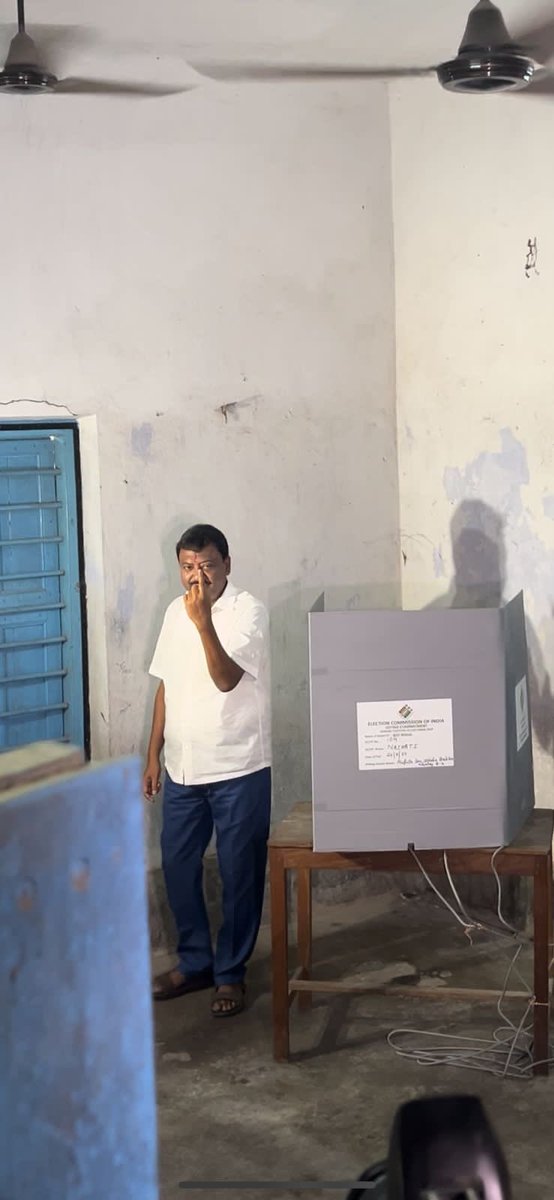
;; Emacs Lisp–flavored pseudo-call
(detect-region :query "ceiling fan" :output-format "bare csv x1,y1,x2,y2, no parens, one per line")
0,0,188,96
194,0,554,98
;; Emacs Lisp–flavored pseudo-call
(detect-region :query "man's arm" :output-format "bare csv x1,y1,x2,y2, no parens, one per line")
184,571,244,692
143,681,165,799
197,623,244,692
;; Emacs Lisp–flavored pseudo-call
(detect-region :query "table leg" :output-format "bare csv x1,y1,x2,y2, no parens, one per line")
533,857,551,1076
549,847,554,963
270,847,289,1061
297,867,312,1012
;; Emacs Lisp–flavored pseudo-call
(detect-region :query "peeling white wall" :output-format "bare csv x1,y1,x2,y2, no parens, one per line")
0,77,399,839
391,81,554,804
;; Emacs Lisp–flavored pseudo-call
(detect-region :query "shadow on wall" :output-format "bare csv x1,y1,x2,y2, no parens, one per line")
431,498,554,764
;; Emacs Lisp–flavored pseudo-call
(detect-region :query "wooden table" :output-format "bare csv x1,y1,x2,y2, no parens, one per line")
268,803,554,1074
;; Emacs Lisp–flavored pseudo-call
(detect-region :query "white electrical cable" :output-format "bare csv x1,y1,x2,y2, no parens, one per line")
387,847,549,1079
490,846,525,936
441,850,475,924
388,943,535,1078
410,845,529,945
450,866,533,996
407,846,482,936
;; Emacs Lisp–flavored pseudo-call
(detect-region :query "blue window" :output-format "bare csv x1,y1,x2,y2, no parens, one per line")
0,425,88,753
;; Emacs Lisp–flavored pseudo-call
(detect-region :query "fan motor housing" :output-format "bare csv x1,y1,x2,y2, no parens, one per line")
0,66,56,91
0,31,56,92
437,51,535,92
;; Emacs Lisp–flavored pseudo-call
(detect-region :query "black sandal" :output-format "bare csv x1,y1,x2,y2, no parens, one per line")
153,968,214,1002
211,984,246,1018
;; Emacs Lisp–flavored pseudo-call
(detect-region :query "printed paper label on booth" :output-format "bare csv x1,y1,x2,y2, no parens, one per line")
515,676,529,752
356,698,454,771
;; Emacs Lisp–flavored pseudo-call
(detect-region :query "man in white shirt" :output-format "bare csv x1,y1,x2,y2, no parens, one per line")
143,523,271,1018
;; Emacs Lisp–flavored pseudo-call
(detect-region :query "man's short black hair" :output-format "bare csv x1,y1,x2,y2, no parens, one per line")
175,524,229,561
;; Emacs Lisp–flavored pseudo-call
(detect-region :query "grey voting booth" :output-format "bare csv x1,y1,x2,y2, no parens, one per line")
309,591,534,852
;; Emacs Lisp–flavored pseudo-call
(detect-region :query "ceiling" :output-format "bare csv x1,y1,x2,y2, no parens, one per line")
2,1,552,87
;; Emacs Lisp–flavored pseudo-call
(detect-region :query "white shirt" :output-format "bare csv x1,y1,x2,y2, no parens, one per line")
149,581,271,785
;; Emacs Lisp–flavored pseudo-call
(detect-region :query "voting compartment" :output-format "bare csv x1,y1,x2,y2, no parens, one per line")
308,591,534,851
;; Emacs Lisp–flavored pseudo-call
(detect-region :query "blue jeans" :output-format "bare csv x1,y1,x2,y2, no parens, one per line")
161,767,271,985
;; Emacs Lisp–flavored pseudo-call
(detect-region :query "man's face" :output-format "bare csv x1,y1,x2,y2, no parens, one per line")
178,543,230,605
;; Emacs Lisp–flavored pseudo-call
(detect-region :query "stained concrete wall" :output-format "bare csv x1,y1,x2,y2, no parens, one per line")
0,73,399,905
391,80,554,808
8,2,551,960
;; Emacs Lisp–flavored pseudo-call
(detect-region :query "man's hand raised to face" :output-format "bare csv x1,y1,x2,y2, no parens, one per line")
184,567,212,631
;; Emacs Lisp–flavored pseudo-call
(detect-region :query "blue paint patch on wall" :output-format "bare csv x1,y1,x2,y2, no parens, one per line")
542,495,554,520
444,428,529,509
443,427,554,625
433,545,446,578
118,574,135,624
131,424,153,463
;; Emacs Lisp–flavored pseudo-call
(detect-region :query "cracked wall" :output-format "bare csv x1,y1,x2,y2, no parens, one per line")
0,80,400,853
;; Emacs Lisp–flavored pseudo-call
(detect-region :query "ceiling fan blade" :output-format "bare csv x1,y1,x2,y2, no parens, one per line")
193,62,435,82
512,17,554,64
55,77,193,97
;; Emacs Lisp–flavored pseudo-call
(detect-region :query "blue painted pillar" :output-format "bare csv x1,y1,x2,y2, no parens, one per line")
0,755,158,1199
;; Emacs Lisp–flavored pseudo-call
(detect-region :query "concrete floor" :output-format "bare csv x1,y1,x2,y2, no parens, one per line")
154,890,554,1200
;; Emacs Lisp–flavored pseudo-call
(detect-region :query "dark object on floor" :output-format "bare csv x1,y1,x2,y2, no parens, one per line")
344,1159,387,1199
346,1094,511,1200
